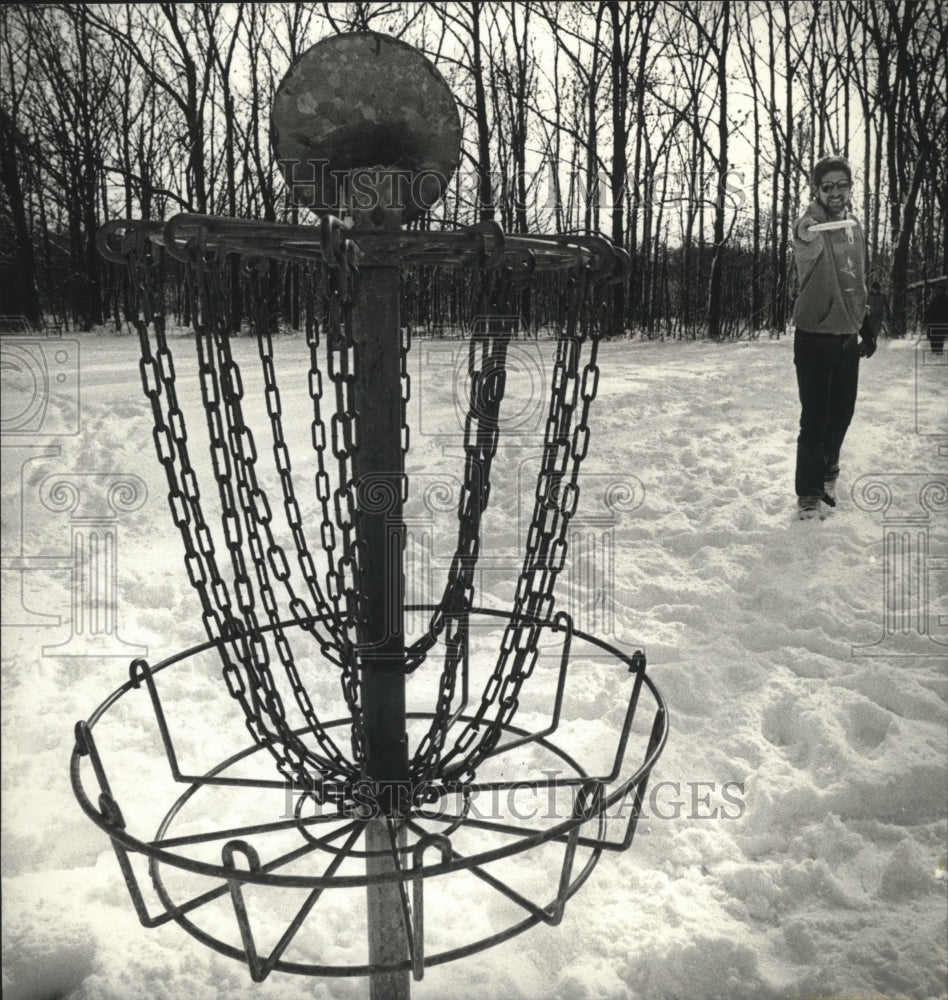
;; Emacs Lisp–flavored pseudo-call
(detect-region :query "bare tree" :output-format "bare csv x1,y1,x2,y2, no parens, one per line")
657,1,717,336
625,1,660,332
535,2,609,233
18,5,121,328
3,1,943,337
680,0,733,340
603,0,660,334
485,2,536,233
854,0,947,334
0,6,41,324
431,2,497,222
734,3,767,332
84,4,219,213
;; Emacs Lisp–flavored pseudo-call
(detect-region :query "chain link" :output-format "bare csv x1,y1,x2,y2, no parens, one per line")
320,240,367,764
125,233,366,800
119,220,611,807
414,256,606,791
409,259,520,784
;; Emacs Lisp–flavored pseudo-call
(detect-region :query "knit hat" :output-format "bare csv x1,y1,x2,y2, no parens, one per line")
812,155,852,189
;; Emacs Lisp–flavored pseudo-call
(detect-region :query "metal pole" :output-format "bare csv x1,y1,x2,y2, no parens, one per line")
349,172,410,1000
268,35,462,990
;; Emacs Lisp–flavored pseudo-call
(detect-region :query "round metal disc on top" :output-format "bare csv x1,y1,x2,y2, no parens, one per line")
271,32,461,221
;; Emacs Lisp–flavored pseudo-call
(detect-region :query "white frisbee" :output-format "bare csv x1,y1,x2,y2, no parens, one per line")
806,219,856,232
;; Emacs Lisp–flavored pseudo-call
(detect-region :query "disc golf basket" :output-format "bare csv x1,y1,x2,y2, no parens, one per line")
73,32,667,997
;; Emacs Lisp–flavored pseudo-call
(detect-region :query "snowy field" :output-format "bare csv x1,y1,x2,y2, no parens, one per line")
2,327,946,1000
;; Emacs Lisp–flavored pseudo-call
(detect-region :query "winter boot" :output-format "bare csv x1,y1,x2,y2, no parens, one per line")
797,496,823,520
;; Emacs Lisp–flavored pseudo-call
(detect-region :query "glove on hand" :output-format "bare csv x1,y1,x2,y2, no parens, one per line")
858,314,877,358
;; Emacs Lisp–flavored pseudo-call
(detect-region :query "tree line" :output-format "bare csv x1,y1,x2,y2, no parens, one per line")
1,1,945,339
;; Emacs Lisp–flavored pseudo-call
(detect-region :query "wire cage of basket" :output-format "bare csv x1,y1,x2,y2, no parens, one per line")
71,608,666,981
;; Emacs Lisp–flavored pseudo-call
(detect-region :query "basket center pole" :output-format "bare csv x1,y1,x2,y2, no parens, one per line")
349,170,410,1000
270,33,463,992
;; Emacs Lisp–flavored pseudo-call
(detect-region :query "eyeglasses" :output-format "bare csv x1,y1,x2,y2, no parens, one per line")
820,181,851,193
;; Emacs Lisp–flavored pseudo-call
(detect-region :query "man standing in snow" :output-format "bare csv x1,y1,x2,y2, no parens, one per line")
791,155,873,520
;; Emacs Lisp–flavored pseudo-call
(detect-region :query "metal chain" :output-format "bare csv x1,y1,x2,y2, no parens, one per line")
248,261,346,662
191,249,351,786
127,239,280,765
119,218,612,806
125,233,364,799
409,260,522,784
226,257,356,779
322,240,368,766
422,258,606,789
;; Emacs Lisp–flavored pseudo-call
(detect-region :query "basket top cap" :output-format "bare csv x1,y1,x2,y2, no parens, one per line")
271,32,461,221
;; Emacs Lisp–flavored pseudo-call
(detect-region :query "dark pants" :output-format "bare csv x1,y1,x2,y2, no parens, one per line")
793,330,860,500
929,324,946,354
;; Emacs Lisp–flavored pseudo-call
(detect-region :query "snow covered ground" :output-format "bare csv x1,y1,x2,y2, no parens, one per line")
2,327,946,1000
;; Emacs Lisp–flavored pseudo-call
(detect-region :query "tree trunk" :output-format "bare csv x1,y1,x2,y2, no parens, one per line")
706,1,729,341
470,2,495,222
0,111,41,323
